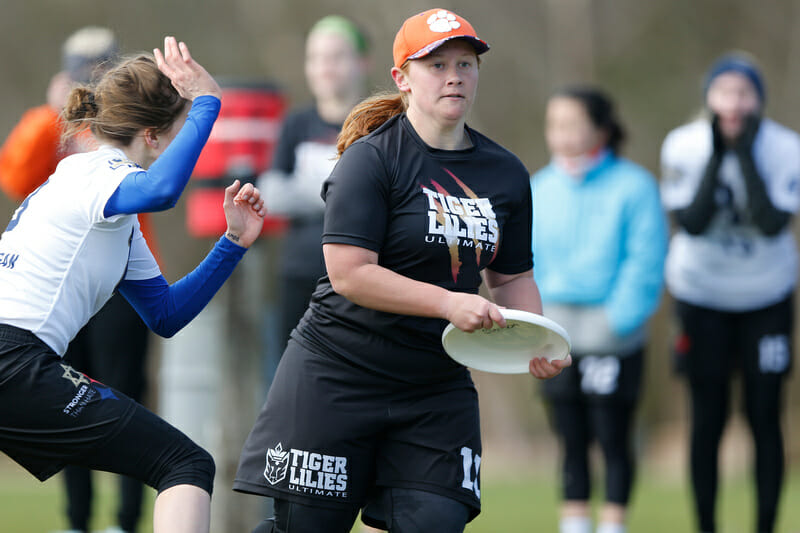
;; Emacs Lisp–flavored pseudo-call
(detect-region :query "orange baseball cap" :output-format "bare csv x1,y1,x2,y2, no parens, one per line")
393,8,489,69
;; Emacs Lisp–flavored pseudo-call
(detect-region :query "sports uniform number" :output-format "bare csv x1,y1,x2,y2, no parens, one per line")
759,334,790,373
579,356,620,395
460,446,481,498
5,183,46,233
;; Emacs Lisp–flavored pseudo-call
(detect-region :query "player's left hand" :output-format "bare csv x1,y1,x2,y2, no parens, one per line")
154,36,221,101
529,354,572,380
223,180,266,248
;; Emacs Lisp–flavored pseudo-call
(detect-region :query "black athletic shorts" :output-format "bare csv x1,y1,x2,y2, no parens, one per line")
234,338,483,521
541,349,644,406
0,324,139,480
672,296,793,380
0,324,213,495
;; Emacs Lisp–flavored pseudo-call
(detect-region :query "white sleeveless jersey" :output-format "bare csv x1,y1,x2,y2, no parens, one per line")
660,118,800,311
0,145,161,355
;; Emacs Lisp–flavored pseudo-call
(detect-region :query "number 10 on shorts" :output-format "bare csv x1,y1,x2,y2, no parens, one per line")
460,446,481,498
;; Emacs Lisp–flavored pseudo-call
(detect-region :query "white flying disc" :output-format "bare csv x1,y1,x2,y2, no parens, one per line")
441,309,571,374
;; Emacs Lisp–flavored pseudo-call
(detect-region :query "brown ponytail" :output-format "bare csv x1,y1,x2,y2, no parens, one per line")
337,92,407,156
61,54,187,147
62,87,99,140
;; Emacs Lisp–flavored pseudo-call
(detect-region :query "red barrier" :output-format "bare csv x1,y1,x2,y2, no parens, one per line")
187,82,288,237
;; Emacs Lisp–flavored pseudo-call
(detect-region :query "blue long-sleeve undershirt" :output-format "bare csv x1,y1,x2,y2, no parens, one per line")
118,236,246,337
104,95,221,217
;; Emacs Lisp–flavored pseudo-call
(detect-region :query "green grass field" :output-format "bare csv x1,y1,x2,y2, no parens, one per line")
2,456,799,532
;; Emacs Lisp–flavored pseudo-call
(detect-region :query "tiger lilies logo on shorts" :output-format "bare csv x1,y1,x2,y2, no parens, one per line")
264,443,349,498
264,443,289,485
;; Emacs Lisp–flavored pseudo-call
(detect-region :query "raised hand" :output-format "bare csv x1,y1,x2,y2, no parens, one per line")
223,180,266,248
153,36,221,101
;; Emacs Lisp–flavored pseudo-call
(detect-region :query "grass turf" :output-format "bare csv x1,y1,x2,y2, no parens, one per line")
2,456,799,532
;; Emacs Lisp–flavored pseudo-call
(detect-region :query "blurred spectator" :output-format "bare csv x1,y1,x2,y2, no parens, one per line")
532,86,667,533
257,15,370,352
660,52,800,533
0,26,155,533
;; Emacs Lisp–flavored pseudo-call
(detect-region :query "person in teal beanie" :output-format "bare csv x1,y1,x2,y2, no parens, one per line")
532,86,667,533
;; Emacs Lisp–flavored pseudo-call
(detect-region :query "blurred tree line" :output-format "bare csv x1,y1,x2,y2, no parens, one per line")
1,0,799,519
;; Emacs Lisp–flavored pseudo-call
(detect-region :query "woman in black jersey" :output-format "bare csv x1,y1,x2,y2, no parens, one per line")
235,9,570,533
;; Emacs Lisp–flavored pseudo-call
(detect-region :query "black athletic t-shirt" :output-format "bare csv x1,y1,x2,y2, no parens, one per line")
294,114,533,384
271,105,341,279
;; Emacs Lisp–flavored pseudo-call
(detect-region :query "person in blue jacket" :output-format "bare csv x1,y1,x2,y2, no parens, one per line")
0,37,266,533
531,86,667,533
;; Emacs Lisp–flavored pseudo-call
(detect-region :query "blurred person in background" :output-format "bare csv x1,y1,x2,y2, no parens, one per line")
235,8,570,533
0,27,157,533
532,86,667,533
257,15,370,354
660,52,800,533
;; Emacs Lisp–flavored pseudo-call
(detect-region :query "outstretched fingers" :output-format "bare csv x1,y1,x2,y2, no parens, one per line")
153,36,221,101
178,41,193,63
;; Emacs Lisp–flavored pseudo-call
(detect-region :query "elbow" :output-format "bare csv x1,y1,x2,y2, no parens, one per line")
146,317,181,338
144,182,184,212
674,209,710,235
149,192,180,212
328,271,358,301
156,327,179,339
678,220,706,236
757,212,791,236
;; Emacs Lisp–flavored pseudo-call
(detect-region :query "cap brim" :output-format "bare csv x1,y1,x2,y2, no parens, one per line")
407,35,490,62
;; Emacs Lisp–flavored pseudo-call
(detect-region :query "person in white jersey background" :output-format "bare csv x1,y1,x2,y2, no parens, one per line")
660,52,800,533
0,37,266,533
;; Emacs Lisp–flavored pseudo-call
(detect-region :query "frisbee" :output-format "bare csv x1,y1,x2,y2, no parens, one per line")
441,309,571,374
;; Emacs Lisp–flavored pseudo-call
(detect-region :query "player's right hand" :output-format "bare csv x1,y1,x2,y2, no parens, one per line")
443,292,506,332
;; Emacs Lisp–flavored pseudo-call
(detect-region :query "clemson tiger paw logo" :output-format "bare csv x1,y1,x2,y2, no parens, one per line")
427,10,461,32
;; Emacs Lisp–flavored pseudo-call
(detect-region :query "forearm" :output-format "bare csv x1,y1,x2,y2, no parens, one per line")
674,154,721,234
737,152,791,235
119,235,246,337
605,282,662,336
331,262,452,319
487,274,543,314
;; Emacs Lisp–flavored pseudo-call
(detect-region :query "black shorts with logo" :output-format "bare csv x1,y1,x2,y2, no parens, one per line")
0,324,213,494
0,324,138,480
541,348,644,406
234,338,483,521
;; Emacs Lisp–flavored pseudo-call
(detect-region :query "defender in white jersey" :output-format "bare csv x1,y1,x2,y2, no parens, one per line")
0,147,161,356
660,52,798,533
0,38,266,533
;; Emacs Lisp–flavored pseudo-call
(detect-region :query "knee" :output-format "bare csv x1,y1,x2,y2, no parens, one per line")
154,442,215,496
385,488,470,532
